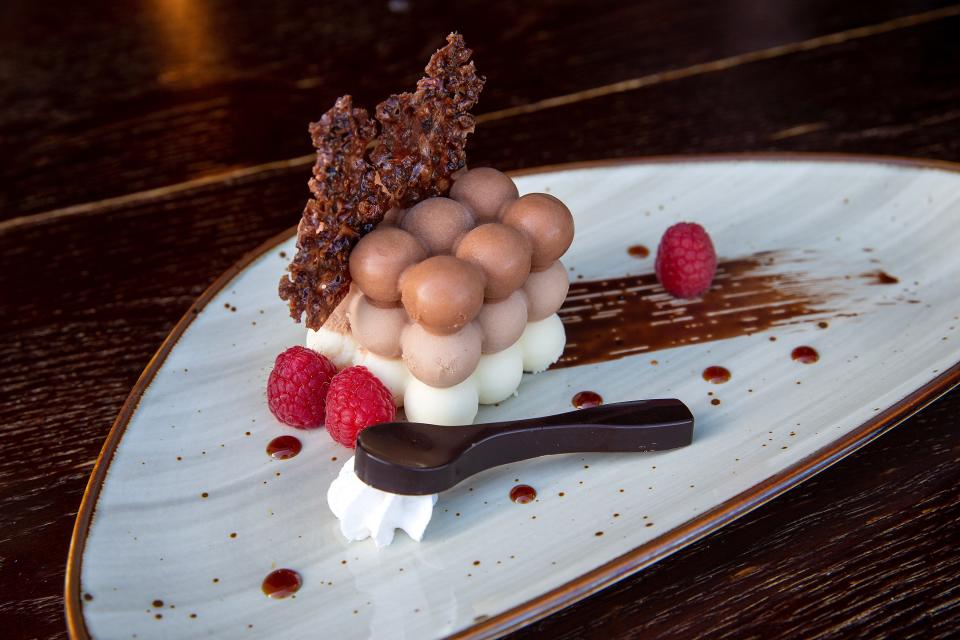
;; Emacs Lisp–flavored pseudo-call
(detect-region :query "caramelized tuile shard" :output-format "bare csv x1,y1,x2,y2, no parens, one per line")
279,33,485,330
371,32,485,207
278,96,381,330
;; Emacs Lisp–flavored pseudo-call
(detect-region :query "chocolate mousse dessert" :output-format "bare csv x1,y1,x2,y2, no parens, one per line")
266,34,696,547
279,34,573,426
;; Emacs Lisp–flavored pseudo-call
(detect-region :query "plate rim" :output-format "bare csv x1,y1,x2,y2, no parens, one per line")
65,152,960,640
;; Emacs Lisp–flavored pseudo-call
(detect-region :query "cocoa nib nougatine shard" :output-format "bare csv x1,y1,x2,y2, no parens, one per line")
279,33,485,330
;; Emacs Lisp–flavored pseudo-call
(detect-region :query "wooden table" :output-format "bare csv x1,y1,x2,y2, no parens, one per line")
2,2,958,637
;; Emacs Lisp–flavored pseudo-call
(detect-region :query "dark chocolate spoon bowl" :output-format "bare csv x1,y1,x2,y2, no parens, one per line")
67,157,960,640
355,400,694,495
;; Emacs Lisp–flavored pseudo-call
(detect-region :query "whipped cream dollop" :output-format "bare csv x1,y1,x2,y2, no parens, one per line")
327,456,438,547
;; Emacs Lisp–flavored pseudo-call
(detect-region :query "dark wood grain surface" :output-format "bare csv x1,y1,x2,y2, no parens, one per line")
2,1,959,638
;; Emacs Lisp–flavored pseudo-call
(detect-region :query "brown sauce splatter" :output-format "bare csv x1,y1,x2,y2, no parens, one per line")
627,245,650,258
266,435,302,460
510,485,537,504
863,270,899,285
571,391,603,409
262,569,302,599
557,252,836,368
702,366,732,384
791,346,819,364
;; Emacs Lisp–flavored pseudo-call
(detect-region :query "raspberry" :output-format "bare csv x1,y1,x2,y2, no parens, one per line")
324,366,396,448
654,222,717,298
267,346,337,428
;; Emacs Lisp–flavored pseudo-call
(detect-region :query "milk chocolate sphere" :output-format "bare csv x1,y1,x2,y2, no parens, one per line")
401,322,482,388
475,290,529,353
400,255,485,335
450,167,519,222
455,223,532,301
401,197,475,255
380,207,406,226
349,227,426,303
348,294,406,358
502,193,574,270
523,260,570,321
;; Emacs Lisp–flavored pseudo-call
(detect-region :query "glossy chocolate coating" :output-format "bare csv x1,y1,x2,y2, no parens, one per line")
449,167,519,222
400,322,482,388
348,294,406,357
401,197,475,255
455,223,533,300
355,399,695,494
349,227,427,303
475,290,529,353
400,255,485,334
502,193,575,270
523,259,570,321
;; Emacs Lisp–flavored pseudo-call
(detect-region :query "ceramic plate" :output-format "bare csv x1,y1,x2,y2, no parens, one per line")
67,155,960,639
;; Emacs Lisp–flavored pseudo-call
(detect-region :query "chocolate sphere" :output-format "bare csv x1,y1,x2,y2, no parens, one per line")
502,193,575,270
523,259,570,321
450,167,519,222
475,290,529,353
455,223,532,300
380,207,406,226
400,255,485,335
401,322,482,388
348,294,407,358
400,197,475,255
349,227,427,303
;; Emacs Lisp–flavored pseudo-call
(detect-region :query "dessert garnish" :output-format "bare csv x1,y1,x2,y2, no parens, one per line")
324,366,396,447
278,33,484,330
655,222,717,298
352,400,695,495
327,457,438,547
267,346,337,428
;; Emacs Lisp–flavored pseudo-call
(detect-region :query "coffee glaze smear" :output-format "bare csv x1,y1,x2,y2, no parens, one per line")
557,251,847,368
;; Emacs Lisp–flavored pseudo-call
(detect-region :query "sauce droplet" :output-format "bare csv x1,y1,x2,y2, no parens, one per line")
702,366,731,384
710,398,721,406
627,244,650,258
266,435,302,460
572,390,603,409
510,485,537,504
262,569,302,599
791,346,819,364
873,271,899,284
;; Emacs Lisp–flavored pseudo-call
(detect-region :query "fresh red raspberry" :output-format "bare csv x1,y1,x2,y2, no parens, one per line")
267,346,337,428
324,366,396,448
654,222,717,298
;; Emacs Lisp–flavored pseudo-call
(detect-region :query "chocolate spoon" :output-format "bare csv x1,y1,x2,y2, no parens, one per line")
354,399,694,495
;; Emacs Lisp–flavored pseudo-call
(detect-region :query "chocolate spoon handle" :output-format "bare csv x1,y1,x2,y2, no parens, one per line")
354,399,694,495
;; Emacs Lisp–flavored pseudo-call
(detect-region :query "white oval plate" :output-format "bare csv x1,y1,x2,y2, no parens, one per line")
68,156,960,639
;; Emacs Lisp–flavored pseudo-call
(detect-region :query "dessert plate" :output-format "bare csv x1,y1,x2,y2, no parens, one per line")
67,155,960,639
